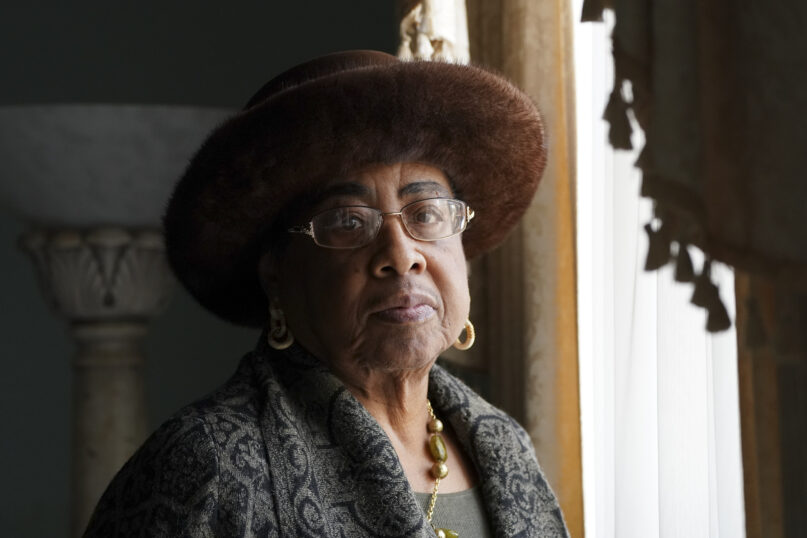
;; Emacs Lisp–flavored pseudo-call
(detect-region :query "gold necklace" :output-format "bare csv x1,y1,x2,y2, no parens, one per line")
426,399,459,538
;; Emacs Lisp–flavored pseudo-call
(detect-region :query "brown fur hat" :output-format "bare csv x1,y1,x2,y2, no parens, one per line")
164,51,546,327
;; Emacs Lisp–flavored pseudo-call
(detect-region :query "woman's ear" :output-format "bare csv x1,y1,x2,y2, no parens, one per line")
258,251,280,299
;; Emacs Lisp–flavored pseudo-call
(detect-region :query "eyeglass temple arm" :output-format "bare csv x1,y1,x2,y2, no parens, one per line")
287,223,315,238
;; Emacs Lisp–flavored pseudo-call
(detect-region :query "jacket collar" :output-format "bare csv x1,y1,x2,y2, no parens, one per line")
249,337,567,537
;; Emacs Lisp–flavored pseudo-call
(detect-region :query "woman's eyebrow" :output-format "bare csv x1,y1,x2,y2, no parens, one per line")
311,182,370,205
399,181,452,197
311,180,451,207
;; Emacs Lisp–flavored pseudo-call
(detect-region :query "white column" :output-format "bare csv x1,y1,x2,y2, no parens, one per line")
20,227,173,537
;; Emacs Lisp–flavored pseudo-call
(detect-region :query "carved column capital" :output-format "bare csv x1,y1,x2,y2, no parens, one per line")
20,227,174,321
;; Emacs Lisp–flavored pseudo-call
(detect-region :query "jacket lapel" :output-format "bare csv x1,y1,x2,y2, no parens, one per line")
254,342,434,537
429,366,569,537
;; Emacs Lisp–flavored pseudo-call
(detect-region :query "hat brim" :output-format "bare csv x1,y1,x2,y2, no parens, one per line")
165,57,546,327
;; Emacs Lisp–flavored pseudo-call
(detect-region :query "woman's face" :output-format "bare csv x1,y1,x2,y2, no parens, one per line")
263,162,470,374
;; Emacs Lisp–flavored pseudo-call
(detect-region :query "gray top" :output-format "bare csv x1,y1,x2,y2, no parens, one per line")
414,487,494,538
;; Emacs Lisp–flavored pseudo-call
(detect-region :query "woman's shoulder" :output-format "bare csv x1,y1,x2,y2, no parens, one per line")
172,351,265,435
140,349,273,486
429,362,523,426
84,352,278,537
83,411,222,536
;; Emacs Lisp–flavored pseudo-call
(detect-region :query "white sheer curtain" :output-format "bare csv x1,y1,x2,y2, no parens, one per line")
573,6,746,537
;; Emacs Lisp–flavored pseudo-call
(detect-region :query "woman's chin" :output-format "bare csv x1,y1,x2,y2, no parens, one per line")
355,330,446,373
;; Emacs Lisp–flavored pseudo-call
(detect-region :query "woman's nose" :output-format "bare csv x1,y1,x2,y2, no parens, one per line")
370,215,426,277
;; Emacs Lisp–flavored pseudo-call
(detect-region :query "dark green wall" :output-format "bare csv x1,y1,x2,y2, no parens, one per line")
0,2,395,535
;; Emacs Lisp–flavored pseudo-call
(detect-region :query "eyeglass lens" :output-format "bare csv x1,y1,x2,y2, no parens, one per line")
311,198,467,248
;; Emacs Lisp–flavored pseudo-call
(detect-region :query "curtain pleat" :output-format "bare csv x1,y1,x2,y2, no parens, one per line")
467,1,584,535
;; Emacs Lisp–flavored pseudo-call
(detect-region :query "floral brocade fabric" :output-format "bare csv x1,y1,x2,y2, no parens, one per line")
84,336,569,537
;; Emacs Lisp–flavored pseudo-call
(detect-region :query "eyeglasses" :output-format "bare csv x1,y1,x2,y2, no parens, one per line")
288,197,475,249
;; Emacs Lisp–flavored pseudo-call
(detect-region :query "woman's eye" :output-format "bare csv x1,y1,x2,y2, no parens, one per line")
317,208,367,232
330,210,368,232
340,214,365,230
414,207,444,224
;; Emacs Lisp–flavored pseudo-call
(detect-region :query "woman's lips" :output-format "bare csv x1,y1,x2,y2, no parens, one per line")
372,304,436,323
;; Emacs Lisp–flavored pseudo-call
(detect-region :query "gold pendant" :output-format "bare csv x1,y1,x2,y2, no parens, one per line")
435,528,459,538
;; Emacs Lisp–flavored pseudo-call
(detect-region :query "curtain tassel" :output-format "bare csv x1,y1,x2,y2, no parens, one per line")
674,244,695,282
706,289,732,332
690,259,712,307
604,82,633,150
580,0,605,22
644,222,671,271
635,146,649,170
689,259,731,332
397,2,419,60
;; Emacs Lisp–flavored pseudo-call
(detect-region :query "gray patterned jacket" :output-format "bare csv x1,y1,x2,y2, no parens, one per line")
84,337,568,537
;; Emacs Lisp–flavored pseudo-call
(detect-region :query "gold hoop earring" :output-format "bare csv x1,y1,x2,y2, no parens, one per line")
453,319,475,351
267,300,294,350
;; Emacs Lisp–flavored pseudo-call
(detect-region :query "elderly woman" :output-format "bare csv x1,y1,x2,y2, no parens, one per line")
84,51,568,537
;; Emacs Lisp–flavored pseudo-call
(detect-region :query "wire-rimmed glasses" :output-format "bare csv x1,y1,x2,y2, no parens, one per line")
288,198,475,249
